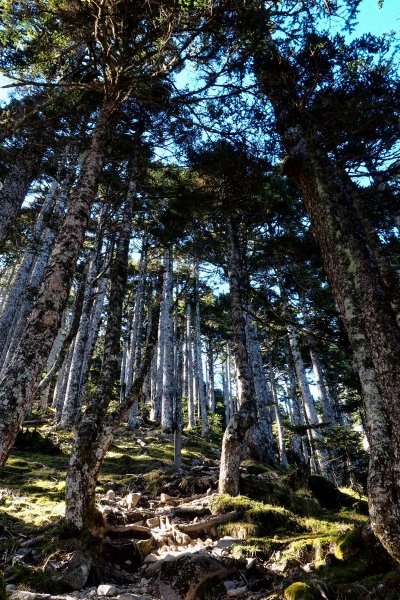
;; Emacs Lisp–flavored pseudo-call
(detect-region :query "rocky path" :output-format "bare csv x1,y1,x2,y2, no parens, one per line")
4,460,288,600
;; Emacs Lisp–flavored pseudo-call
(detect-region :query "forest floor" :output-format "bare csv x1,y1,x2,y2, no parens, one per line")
0,421,399,600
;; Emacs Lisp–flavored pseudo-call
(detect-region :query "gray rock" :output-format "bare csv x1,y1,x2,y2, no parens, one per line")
44,550,92,591
143,554,158,563
215,537,241,550
126,493,141,509
97,585,117,596
145,517,160,528
117,594,142,600
158,552,232,600
106,490,116,502
223,581,236,591
6,584,16,592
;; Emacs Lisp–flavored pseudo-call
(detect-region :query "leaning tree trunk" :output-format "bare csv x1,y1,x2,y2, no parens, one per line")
287,322,329,477
0,179,60,370
65,173,134,529
219,217,256,495
251,28,400,560
0,101,114,467
0,142,44,248
65,276,162,531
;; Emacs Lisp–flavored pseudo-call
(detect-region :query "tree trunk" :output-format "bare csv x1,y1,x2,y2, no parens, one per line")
252,29,400,559
207,341,215,412
193,262,209,437
65,170,134,529
0,144,44,247
0,102,113,467
245,315,275,464
219,217,256,495
65,276,162,531
186,303,195,428
287,322,329,476
161,248,174,432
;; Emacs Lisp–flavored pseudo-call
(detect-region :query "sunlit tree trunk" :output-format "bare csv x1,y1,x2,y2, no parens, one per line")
287,322,329,476
193,261,209,437
186,302,195,428
161,248,174,432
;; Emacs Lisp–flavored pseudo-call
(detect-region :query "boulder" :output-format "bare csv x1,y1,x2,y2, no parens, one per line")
44,550,92,591
158,552,233,600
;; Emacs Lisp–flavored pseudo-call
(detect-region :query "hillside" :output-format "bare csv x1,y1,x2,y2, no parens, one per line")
0,422,397,600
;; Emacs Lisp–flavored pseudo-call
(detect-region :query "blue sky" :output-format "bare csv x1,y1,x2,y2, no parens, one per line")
354,0,399,36
0,0,398,104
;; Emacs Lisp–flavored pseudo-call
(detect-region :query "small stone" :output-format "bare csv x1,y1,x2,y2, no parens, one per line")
303,562,316,572
105,490,116,501
143,553,158,563
6,585,16,591
117,594,142,600
223,581,236,591
227,587,247,597
88,592,97,597
97,584,117,596
160,493,172,503
138,578,149,587
215,536,241,550
146,516,160,528
126,492,141,509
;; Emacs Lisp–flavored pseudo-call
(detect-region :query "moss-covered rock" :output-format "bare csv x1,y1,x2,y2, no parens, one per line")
284,582,316,599
6,564,65,594
308,475,365,512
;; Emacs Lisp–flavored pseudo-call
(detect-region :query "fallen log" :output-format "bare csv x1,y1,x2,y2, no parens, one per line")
176,511,240,534
104,523,151,535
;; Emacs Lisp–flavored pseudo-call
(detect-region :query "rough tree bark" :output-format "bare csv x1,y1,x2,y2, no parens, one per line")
193,261,209,437
250,24,400,559
0,102,114,467
161,247,174,432
219,217,256,495
246,315,276,464
65,277,162,531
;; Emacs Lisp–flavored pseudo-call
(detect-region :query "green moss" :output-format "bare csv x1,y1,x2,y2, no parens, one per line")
335,527,363,561
210,495,304,536
7,564,64,594
230,537,281,560
283,537,331,564
218,521,258,539
284,582,316,599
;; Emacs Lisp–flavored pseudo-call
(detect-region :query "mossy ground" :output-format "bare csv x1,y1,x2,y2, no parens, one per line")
0,421,398,598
